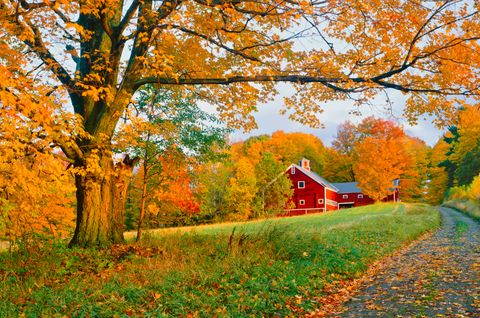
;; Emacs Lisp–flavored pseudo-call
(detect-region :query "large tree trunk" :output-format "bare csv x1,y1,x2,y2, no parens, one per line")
69,152,137,247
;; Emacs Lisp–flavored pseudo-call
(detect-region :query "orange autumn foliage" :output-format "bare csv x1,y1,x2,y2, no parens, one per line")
0,151,75,243
354,137,407,201
150,154,200,215
426,138,450,204
352,119,410,201
0,41,76,243
331,117,429,202
450,105,480,166
232,131,327,174
1,0,479,246
398,137,429,202
225,157,257,220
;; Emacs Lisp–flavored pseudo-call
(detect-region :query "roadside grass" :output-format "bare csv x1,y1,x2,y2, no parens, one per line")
0,203,440,317
443,199,480,221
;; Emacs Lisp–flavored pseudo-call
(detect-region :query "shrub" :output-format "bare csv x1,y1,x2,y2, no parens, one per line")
447,175,480,202
467,175,480,201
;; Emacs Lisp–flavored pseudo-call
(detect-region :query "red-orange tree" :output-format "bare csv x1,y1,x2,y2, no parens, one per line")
352,119,409,201
1,0,479,246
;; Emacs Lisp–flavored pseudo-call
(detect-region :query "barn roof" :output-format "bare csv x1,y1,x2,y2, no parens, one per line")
331,182,362,194
292,164,339,191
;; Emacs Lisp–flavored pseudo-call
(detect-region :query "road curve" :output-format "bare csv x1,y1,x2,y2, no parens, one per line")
338,207,480,317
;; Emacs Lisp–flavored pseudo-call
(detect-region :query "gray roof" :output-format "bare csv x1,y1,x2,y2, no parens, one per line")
331,182,362,194
293,164,339,191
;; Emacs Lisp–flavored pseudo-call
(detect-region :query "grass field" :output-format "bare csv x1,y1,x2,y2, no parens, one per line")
0,203,440,317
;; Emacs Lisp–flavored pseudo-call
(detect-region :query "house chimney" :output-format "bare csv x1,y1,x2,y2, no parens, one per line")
300,158,310,171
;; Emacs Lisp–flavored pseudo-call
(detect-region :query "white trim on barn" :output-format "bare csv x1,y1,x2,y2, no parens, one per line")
326,199,338,207
286,164,339,192
284,207,326,214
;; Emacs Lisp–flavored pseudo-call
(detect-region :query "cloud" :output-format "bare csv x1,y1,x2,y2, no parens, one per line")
231,89,443,146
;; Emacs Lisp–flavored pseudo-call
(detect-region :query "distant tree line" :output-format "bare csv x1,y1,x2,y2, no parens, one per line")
2,84,478,243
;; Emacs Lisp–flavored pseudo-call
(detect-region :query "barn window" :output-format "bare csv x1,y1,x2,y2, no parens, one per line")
291,166,295,174
342,194,348,199
299,200,305,205
358,194,363,199
298,181,305,188
318,199,324,204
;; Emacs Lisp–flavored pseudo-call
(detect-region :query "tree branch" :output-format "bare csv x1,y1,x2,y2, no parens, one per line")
404,1,478,66
157,0,183,20
134,73,479,96
19,0,56,11
21,19,74,90
116,0,141,37
169,25,262,62
134,74,344,89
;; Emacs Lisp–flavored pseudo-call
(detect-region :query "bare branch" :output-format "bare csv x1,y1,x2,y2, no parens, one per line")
116,0,141,36
135,72,479,97
134,74,342,89
22,18,74,90
19,0,56,10
52,7,71,24
157,0,183,20
303,15,335,55
169,25,262,62
100,6,114,39
404,1,477,66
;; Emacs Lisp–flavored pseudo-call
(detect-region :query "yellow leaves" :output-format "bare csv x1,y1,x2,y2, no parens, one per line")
84,73,103,84
65,22,92,41
403,95,457,128
138,32,150,44
451,105,480,164
225,157,257,219
147,204,160,215
169,11,183,22
80,86,108,102
84,150,105,177
77,82,113,103
1,0,478,136
0,150,75,242
348,118,412,201
465,176,480,201
78,0,121,18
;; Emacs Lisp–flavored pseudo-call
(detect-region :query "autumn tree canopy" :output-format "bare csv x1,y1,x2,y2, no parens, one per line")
1,0,479,246
118,85,229,239
328,118,430,201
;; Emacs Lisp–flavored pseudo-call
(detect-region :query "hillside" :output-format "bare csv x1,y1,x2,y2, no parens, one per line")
1,203,439,317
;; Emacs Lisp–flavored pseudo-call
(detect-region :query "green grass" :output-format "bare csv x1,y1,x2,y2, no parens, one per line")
0,203,440,317
443,199,480,221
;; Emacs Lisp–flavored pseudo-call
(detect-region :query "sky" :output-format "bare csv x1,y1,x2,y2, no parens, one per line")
227,14,448,147
229,87,444,147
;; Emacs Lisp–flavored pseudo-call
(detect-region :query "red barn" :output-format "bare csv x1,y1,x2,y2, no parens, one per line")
284,158,399,215
331,182,375,209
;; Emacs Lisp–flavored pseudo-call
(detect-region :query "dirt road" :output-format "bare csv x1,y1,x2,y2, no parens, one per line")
339,207,480,317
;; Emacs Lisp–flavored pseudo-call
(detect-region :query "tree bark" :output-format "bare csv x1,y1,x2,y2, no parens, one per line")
69,153,137,247
136,173,148,242
136,158,149,242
